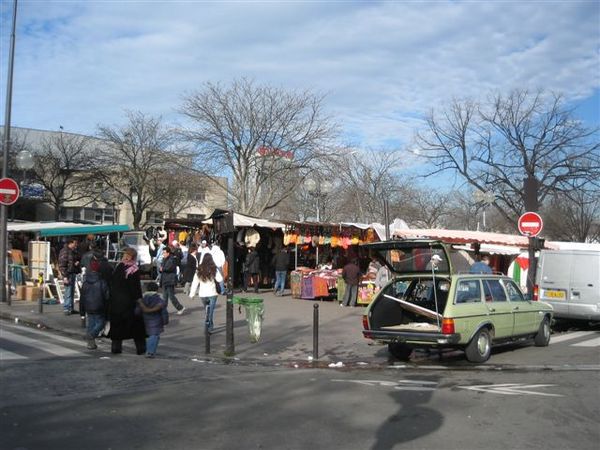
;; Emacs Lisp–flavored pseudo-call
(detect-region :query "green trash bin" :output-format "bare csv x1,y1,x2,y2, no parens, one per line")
233,297,265,343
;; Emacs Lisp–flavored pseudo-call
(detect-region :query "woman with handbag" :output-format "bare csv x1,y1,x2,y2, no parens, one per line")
189,253,222,332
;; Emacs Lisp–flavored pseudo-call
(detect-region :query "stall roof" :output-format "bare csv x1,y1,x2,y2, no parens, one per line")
204,212,285,229
8,221,130,236
393,228,556,249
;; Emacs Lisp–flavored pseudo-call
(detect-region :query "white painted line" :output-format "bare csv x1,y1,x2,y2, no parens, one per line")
2,322,87,348
0,348,28,360
551,331,596,344
0,329,85,357
572,337,600,347
458,383,562,397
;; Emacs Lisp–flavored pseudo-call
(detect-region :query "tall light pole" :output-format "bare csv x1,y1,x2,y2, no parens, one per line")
304,178,332,267
1,0,19,303
473,190,495,231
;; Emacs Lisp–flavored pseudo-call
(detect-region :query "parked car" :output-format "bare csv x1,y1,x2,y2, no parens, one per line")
535,249,600,322
361,240,553,363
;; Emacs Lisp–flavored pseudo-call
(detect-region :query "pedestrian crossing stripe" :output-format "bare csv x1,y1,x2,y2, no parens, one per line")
572,337,600,347
551,331,598,345
0,348,28,360
0,329,86,357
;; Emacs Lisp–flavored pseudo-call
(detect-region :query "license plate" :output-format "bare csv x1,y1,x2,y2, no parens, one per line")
542,289,566,300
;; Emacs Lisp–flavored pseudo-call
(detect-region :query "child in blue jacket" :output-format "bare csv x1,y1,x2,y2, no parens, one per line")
136,282,168,358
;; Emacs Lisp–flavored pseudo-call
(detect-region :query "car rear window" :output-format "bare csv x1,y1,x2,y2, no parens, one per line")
482,279,507,302
455,280,482,304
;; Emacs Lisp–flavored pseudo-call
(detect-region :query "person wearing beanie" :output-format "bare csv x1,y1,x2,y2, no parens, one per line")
80,258,110,350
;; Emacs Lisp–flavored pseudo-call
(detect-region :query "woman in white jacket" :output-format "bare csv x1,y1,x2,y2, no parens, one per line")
189,253,223,331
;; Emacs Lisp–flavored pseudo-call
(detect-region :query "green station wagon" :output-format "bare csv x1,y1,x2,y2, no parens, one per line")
362,240,553,363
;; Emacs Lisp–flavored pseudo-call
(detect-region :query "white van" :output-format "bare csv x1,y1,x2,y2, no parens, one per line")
536,248,600,321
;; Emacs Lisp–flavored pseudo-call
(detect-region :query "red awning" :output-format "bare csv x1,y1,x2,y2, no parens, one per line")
393,228,556,249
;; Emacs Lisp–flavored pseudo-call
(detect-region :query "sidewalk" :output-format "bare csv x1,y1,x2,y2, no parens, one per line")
0,289,389,366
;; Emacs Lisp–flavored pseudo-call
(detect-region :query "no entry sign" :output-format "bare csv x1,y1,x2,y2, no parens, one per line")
0,178,20,206
518,211,543,237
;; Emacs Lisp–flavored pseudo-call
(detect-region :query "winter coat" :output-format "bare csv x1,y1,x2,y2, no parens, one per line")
160,255,179,287
182,253,198,284
58,245,81,277
342,262,361,286
138,292,167,336
272,250,290,272
245,250,260,274
108,263,145,341
80,272,110,314
189,271,222,298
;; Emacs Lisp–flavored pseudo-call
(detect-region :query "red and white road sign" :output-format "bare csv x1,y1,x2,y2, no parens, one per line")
518,211,543,237
0,178,20,206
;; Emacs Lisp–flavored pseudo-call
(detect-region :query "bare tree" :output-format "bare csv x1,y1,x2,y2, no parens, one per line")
543,188,600,242
152,166,208,219
179,78,338,216
401,188,455,228
29,132,98,220
96,111,184,229
335,148,406,223
415,89,600,226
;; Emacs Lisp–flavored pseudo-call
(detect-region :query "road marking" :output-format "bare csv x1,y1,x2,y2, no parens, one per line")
0,329,85,357
457,383,562,397
332,379,438,391
0,348,28,360
2,322,88,348
572,337,600,347
551,331,596,344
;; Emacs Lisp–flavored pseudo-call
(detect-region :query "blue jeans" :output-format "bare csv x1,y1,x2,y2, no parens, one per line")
63,274,77,312
274,271,287,293
201,296,217,330
342,284,359,307
146,334,160,355
163,285,183,311
86,313,105,338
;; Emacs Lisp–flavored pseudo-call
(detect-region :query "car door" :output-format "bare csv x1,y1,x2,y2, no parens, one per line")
482,279,513,338
503,279,538,335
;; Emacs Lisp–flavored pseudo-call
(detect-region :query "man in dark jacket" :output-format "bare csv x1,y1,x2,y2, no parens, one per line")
182,243,198,295
160,246,186,315
341,258,361,307
80,259,110,349
272,247,290,296
58,238,81,315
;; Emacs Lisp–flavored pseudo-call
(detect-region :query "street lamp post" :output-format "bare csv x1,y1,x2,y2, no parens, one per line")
304,178,333,267
473,190,495,231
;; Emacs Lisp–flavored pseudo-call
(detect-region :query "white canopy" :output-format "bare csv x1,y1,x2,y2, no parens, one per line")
204,213,285,229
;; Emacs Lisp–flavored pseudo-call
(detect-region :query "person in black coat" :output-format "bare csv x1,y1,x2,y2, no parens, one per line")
160,246,186,314
108,247,146,355
182,243,198,295
243,247,261,293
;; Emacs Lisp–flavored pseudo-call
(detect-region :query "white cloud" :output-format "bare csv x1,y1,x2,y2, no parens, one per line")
0,0,598,146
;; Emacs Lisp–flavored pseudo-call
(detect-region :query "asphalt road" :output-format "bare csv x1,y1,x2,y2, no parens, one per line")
1,322,599,450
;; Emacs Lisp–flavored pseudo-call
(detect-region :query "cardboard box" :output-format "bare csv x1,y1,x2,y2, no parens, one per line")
15,285,27,300
24,286,42,301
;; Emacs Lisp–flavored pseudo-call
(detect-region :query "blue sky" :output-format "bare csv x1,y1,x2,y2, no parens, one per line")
1,0,599,154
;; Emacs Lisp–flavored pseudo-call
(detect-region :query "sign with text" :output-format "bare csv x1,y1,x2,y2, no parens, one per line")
518,211,543,237
0,178,20,206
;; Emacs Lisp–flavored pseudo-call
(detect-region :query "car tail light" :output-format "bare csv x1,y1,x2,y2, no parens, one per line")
533,284,539,301
441,318,455,334
362,315,370,330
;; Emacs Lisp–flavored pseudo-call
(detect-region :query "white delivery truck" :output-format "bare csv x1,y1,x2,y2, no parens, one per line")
536,247,600,321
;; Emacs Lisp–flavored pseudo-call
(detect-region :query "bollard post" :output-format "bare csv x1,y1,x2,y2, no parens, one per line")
38,282,43,314
313,303,319,360
205,321,211,354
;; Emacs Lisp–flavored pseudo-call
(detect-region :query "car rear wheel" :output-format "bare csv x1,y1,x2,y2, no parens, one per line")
534,317,551,347
465,328,492,363
388,343,413,361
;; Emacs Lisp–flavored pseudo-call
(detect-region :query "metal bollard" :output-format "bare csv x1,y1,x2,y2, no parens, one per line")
313,303,319,360
205,323,211,354
38,285,43,314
